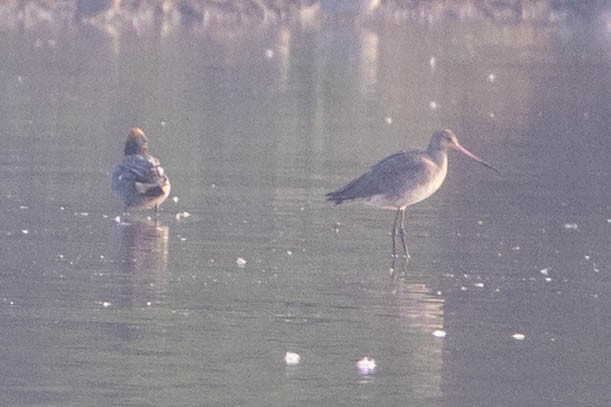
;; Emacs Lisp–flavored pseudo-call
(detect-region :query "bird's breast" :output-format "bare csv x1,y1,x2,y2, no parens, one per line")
406,166,446,204
366,155,447,209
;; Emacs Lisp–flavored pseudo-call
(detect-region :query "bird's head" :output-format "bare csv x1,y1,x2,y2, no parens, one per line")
431,129,500,173
124,128,148,156
432,129,460,150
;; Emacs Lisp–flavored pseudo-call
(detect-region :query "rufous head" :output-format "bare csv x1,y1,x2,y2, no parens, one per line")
124,127,148,155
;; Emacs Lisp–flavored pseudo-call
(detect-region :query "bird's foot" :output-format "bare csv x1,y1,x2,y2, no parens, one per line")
390,253,409,276
390,254,397,275
118,211,131,225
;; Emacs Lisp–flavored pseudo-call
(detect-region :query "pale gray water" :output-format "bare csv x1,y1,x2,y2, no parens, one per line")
1,19,610,406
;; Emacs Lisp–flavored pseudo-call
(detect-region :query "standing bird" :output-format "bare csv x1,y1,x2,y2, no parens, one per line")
326,129,500,266
112,128,171,218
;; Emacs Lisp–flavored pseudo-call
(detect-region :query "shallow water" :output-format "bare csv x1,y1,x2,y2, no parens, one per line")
1,18,610,407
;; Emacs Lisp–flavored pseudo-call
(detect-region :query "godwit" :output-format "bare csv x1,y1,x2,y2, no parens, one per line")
112,128,171,218
326,129,500,266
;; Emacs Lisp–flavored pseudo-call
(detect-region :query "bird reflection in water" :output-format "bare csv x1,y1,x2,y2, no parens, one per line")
377,273,446,337
351,277,446,389
394,280,445,336
387,278,446,392
110,220,169,308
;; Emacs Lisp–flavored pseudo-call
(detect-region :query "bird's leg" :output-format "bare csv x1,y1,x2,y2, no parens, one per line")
154,205,160,225
390,208,402,272
391,208,402,258
398,208,410,261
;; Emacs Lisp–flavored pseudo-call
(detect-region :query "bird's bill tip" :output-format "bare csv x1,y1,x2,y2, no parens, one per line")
453,143,501,174
476,159,501,174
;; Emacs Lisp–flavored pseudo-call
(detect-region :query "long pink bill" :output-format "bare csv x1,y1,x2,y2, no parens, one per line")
453,143,501,174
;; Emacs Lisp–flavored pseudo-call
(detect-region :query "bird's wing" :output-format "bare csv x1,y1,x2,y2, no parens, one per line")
112,155,165,194
329,151,425,201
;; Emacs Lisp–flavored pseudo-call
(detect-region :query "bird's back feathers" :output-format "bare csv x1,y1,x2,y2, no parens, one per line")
326,150,428,205
112,154,170,208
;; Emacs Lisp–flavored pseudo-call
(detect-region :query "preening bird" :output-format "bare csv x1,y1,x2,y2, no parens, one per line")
111,128,171,217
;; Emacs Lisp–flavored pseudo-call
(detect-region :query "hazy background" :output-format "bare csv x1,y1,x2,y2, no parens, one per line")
0,4,610,406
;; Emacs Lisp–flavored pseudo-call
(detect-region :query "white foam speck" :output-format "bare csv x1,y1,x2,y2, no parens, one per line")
432,329,447,338
285,352,301,365
175,211,191,220
563,223,578,230
236,257,247,267
357,357,376,374
512,333,525,340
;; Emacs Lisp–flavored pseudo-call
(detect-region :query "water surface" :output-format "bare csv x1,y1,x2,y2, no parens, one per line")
0,18,610,407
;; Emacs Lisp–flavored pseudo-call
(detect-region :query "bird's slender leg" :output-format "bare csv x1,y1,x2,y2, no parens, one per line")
154,205,160,225
391,208,402,258
390,208,402,271
398,208,410,261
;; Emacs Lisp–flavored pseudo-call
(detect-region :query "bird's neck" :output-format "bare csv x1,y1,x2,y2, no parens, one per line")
427,147,448,169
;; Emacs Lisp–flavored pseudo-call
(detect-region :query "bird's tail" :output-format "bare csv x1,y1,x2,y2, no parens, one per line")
325,191,345,205
135,182,164,197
